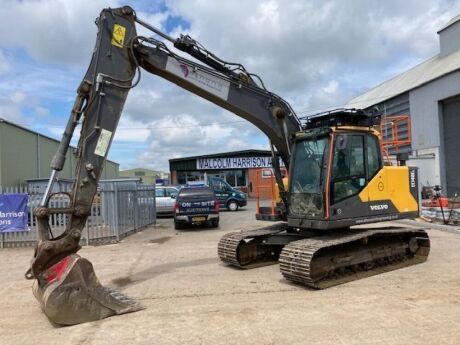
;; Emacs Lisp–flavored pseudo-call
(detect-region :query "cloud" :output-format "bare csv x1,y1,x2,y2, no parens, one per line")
3,0,460,172
113,116,154,142
34,106,50,117
119,113,262,170
166,0,460,107
0,0,117,65
0,0,170,67
323,80,338,95
0,94,25,123
118,0,460,170
0,91,51,125
0,50,10,74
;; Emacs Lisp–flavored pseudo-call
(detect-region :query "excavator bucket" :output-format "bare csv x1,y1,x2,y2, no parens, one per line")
33,254,143,325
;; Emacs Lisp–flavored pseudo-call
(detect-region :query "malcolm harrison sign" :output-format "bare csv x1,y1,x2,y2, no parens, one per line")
0,194,29,232
196,156,281,170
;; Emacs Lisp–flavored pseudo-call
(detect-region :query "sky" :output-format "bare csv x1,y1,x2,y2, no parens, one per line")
1,0,460,172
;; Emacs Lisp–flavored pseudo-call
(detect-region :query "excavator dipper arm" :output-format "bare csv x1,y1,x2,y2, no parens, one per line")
26,6,300,325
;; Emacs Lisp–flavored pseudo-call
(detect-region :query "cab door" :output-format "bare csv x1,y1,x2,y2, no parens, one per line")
329,132,383,220
359,133,388,213
329,133,368,219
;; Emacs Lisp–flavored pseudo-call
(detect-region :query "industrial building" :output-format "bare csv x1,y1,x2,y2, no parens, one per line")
348,14,460,197
0,118,119,187
119,168,169,185
169,149,286,197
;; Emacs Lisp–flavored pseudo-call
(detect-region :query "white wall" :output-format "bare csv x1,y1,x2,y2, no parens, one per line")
409,71,460,190
408,148,440,187
410,71,460,150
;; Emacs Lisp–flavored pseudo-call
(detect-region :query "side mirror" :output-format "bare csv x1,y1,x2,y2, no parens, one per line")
171,195,176,199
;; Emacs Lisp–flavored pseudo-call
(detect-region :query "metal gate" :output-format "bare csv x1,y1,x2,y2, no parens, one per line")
0,183,156,248
442,96,460,197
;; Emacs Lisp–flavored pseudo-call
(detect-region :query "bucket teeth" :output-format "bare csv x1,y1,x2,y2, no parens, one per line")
92,285,144,314
33,254,144,325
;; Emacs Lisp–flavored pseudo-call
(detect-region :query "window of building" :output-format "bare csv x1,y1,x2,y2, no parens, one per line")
236,170,246,187
262,169,273,178
176,170,247,186
177,172,186,184
225,171,236,186
187,171,205,182
216,170,246,187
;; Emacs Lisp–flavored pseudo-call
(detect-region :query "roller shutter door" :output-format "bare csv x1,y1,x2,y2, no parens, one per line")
443,96,460,197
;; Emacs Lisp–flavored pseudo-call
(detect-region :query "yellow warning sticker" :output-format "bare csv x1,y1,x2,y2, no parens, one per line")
111,24,126,48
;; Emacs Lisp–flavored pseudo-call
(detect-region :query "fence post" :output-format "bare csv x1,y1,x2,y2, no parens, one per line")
153,185,157,226
134,188,139,231
114,184,120,241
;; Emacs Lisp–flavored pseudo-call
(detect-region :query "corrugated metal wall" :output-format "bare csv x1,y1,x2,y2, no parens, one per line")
368,92,412,154
0,120,119,186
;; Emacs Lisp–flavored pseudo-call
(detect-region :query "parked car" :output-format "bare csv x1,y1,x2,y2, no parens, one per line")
155,186,179,215
174,186,219,229
207,177,247,211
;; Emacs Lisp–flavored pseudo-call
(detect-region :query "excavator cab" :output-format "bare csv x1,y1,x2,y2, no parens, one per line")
287,110,420,230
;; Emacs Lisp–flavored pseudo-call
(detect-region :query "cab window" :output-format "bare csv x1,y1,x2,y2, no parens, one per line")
155,188,165,197
367,134,381,178
332,134,366,203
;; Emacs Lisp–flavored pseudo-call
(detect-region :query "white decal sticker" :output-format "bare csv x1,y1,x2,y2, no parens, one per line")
410,169,416,188
166,57,230,100
94,129,112,157
370,204,389,211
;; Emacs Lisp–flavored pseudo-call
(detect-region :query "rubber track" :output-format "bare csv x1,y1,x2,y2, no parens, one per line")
218,223,288,268
279,228,430,289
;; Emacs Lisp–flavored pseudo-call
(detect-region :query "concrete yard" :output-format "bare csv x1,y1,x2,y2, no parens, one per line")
1,201,460,345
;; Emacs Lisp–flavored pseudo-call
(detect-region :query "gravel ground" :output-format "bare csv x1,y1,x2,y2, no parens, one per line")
1,201,459,345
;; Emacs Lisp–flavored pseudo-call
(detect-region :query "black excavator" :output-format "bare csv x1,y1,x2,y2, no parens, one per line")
26,6,430,325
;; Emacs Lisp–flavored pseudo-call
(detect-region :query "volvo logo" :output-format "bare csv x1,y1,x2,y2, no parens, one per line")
370,204,389,211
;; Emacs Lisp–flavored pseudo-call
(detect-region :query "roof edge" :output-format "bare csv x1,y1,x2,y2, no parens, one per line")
0,117,119,166
437,14,460,34
347,54,439,106
169,149,275,162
